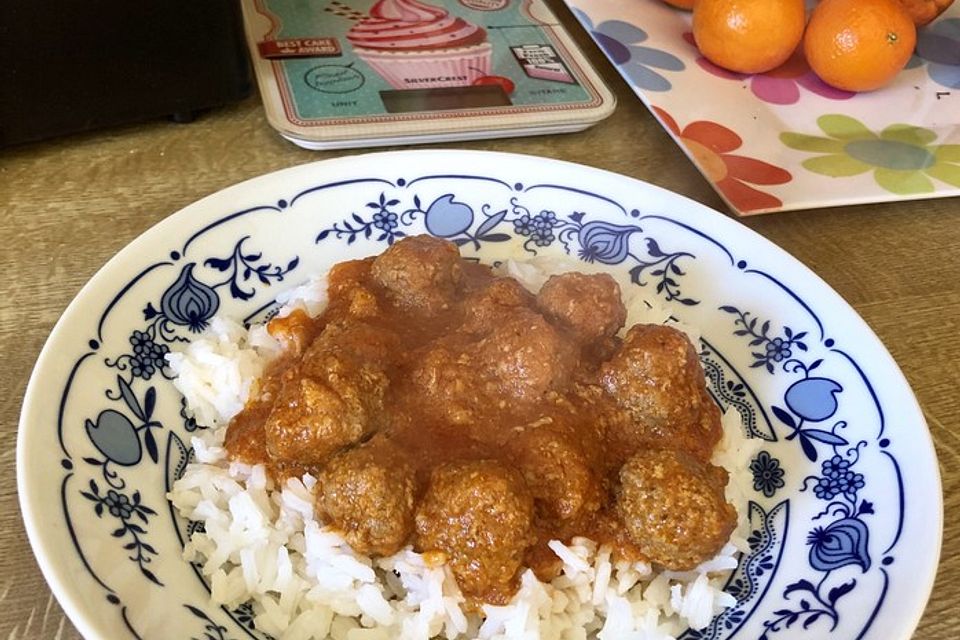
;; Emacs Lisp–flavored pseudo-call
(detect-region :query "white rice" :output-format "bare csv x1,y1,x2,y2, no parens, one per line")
167,258,759,640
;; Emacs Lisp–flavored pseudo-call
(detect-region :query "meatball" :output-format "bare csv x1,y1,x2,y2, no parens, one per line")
616,449,736,570
317,443,416,556
264,323,393,465
536,272,626,343
305,318,398,367
509,425,602,524
599,324,721,461
462,277,535,334
415,460,535,602
343,285,380,319
476,307,577,401
370,235,462,313
409,343,478,424
263,370,372,465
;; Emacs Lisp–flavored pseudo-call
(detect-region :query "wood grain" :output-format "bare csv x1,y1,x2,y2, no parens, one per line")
2,2,957,637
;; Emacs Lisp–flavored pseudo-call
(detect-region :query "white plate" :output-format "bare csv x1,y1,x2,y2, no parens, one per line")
18,150,941,639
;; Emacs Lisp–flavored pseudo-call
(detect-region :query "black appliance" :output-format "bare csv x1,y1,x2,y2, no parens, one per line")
0,0,252,146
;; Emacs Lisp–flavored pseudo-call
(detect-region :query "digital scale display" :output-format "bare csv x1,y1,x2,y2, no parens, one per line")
380,85,512,113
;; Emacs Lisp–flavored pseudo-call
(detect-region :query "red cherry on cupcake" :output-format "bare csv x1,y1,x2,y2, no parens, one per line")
472,75,515,94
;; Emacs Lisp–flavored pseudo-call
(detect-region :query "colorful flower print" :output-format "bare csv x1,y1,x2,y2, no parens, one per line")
573,11,684,91
683,32,855,104
655,106,793,212
781,115,960,195
907,18,960,89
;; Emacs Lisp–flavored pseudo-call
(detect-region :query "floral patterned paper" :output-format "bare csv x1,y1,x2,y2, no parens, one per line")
781,115,960,195
654,107,793,212
567,0,960,215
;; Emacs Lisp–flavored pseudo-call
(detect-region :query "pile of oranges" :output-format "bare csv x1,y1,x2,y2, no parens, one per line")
664,0,954,92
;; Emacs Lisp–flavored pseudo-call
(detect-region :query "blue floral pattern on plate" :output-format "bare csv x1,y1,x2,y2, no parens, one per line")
18,152,939,639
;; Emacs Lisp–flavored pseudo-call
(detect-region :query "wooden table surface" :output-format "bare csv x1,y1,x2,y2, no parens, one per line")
2,5,958,638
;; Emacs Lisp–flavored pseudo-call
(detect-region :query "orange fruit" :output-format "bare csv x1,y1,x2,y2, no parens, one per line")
661,0,696,9
897,0,955,26
692,0,807,74
804,0,917,92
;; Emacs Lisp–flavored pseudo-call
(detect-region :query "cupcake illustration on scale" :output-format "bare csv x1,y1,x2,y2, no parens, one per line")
346,0,493,89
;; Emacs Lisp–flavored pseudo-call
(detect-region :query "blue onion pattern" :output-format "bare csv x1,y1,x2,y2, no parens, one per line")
812,455,865,501
750,451,786,498
765,337,792,363
513,210,559,247
202,237,299,302
576,221,639,264
808,517,871,572
128,330,169,379
424,194,474,238
786,378,843,422
372,209,399,232
55,169,907,639
160,263,220,332
720,307,809,374
85,409,142,467
721,298,876,639
104,490,134,519
315,192,697,302
80,480,161,585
